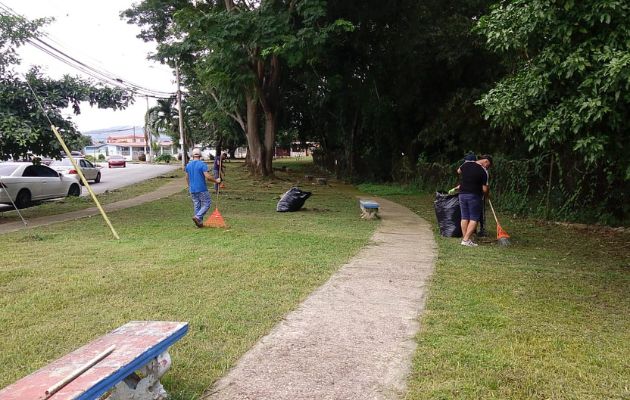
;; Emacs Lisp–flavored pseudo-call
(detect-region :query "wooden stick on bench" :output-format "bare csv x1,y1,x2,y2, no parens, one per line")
0,321,189,400
44,345,116,399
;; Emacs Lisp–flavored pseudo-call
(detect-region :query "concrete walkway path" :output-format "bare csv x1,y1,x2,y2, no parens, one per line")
203,198,436,400
0,178,185,235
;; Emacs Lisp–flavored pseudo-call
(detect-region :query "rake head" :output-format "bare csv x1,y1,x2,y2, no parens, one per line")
496,224,511,246
204,208,227,228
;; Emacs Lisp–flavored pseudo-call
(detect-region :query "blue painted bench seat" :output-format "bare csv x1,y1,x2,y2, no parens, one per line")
0,321,188,400
359,199,380,219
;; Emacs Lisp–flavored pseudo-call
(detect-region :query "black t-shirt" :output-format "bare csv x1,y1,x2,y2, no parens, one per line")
459,161,488,196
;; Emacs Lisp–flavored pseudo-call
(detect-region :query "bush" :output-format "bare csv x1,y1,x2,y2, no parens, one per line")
138,153,146,162
407,156,629,226
155,154,173,164
98,154,105,161
84,155,95,163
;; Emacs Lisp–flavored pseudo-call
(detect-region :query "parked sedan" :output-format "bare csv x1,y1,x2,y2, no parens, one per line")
107,155,127,168
0,163,81,208
49,158,102,184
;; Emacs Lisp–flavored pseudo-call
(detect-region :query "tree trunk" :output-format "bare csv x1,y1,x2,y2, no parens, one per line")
245,92,263,175
257,55,280,177
263,111,276,175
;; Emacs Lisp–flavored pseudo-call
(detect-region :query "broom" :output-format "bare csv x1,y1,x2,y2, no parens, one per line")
488,199,511,246
204,156,227,228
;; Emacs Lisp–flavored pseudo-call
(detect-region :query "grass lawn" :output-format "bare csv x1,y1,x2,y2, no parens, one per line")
0,159,377,399
2,162,627,399
359,184,629,400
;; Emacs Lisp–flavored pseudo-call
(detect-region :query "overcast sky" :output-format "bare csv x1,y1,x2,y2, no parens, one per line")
4,0,177,132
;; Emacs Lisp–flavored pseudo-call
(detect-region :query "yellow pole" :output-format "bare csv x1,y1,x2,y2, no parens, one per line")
50,126,120,240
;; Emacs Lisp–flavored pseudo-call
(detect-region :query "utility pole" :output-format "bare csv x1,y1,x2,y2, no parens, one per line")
133,126,136,160
176,62,186,170
146,95,153,163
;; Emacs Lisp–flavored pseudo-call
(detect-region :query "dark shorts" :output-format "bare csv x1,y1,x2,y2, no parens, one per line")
459,193,483,222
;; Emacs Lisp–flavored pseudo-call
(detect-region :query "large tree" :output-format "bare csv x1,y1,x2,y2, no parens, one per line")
0,14,133,160
124,0,350,176
475,0,630,180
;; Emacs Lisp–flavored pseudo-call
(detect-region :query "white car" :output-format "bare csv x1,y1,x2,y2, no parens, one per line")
0,162,81,208
49,158,102,184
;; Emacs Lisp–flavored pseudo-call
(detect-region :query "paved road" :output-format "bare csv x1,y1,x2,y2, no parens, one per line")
0,163,179,212
81,163,179,195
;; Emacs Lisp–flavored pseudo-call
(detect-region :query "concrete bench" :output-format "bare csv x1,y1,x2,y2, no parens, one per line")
359,200,380,219
0,321,188,400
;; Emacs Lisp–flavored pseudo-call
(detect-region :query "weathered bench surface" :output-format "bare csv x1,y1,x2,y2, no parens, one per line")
359,200,380,209
0,321,188,400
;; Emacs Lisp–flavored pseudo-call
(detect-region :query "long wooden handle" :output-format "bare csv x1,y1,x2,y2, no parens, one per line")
51,125,119,240
44,345,116,399
488,199,499,224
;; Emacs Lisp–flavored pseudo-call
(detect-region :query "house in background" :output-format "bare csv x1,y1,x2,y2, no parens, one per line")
83,128,176,161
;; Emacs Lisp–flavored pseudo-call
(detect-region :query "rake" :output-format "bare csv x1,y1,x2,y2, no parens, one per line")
488,199,511,246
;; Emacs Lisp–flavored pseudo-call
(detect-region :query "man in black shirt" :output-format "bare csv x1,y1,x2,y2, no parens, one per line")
457,154,492,246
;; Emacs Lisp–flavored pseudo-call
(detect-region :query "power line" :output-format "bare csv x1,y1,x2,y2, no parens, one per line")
0,2,176,98
0,1,174,97
27,36,174,98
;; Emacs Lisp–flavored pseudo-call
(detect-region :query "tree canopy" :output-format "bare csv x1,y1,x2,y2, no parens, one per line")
0,14,133,160
124,0,353,175
475,0,630,181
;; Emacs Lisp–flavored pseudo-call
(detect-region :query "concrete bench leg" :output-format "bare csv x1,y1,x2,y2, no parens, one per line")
110,352,171,400
360,207,379,220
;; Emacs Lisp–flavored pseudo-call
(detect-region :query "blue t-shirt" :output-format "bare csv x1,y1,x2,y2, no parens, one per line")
185,160,209,193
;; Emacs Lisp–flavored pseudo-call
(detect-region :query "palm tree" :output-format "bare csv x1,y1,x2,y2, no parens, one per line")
145,97,179,157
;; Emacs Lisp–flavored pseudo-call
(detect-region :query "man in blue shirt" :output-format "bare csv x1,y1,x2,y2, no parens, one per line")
185,148,222,228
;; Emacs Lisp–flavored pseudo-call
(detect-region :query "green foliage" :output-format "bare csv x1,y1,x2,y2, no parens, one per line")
356,183,423,196
144,97,179,143
0,14,49,73
154,154,174,163
0,15,133,160
475,0,630,182
98,154,105,161
300,0,504,179
414,161,460,193
125,0,353,176
396,155,629,226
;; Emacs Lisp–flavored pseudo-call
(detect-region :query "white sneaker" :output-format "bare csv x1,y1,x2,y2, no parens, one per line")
460,239,478,247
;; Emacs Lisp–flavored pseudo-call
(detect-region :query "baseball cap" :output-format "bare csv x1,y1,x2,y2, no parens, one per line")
464,152,477,161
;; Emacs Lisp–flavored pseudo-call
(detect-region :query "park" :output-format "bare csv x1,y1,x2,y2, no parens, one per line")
1,1,629,399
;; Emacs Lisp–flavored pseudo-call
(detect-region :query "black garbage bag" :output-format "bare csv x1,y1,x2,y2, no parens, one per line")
434,191,462,237
276,187,312,212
